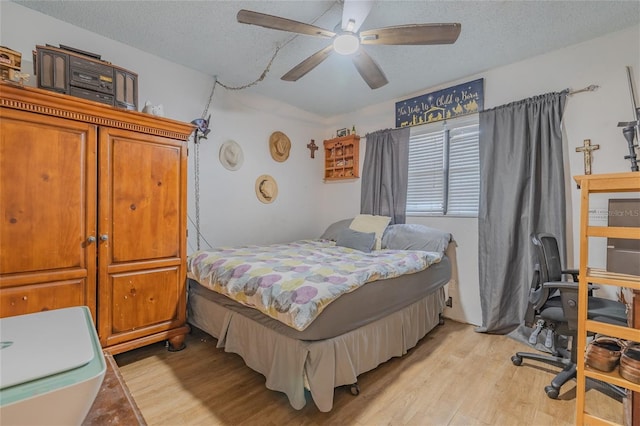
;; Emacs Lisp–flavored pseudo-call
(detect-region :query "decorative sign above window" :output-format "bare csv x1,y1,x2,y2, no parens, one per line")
395,78,484,128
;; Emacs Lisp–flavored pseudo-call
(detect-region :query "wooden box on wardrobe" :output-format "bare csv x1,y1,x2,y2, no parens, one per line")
0,82,193,354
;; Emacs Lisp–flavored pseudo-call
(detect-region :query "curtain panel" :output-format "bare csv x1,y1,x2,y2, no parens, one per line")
360,127,410,224
476,91,568,334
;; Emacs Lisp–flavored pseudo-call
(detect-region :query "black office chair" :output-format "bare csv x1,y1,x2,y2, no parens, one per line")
511,233,628,399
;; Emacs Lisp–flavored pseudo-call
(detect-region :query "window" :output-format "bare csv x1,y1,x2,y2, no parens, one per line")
406,114,479,216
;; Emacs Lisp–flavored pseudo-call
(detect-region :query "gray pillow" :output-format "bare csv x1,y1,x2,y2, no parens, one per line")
381,224,453,255
336,229,376,253
320,218,354,241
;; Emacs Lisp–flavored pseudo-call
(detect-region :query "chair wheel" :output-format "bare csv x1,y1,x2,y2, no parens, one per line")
545,385,559,399
511,355,523,366
350,383,360,396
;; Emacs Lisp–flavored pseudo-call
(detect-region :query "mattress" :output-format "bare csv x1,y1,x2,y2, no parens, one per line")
188,255,451,341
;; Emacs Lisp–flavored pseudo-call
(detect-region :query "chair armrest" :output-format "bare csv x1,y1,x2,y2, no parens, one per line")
559,269,598,295
562,268,579,281
543,281,599,291
543,281,578,290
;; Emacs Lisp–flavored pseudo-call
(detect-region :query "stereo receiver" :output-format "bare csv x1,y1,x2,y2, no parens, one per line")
33,45,137,110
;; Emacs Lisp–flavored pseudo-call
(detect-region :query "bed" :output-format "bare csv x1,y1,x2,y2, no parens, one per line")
186,218,456,412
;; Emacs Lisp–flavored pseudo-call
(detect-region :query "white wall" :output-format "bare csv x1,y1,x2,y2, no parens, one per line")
1,1,330,253
326,25,640,326
191,88,329,249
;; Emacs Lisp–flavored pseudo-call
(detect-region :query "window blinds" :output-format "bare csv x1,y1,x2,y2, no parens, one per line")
406,115,479,216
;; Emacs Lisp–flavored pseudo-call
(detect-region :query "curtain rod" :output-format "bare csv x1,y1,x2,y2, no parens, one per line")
568,84,599,95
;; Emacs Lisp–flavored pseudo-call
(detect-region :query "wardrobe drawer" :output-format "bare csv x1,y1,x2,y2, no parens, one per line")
0,279,87,319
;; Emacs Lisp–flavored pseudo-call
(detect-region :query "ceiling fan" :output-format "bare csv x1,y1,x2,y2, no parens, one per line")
237,0,461,89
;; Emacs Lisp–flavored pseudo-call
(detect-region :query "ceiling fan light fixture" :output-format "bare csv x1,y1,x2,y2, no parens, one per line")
237,6,461,88
333,33,360,55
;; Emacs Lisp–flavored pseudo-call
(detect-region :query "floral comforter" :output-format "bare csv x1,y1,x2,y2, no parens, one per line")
187,239,442,331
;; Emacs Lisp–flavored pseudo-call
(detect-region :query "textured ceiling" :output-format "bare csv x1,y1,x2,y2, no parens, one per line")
12,0,640,118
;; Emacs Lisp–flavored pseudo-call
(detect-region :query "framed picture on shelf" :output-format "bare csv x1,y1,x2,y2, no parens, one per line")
337,128,348,137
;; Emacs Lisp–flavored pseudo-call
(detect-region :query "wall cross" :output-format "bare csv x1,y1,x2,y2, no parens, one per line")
307,139,318,159
575,139,600,175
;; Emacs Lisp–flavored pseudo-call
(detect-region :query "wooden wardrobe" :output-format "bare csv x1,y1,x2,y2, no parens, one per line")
0,82,193,354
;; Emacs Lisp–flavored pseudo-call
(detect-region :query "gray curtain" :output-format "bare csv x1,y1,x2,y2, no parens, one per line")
360,127,410,224
476,91,568,334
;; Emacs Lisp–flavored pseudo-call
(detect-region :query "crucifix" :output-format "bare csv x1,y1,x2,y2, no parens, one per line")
575,139,600,175
307,139,318,159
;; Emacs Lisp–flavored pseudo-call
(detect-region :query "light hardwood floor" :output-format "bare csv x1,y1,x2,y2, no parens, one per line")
116,320,625,425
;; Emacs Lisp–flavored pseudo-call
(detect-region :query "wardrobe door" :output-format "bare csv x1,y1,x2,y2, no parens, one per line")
97,127,187,352
0,108,97,320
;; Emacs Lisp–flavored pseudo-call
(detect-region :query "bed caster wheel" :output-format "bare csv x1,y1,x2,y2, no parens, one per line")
545,385,559,399
349,383,360,396
511,355,523,366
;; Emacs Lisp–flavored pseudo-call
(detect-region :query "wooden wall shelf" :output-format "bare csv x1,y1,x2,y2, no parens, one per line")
323,134,360,181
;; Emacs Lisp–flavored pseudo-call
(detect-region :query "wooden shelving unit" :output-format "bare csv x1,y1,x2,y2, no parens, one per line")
574,172,640,425
323,134,360,181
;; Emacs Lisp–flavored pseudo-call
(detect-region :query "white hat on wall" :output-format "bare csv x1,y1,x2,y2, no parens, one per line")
219,140,244,171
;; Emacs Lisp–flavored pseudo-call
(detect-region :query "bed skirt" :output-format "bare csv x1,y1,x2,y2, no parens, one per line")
188,285,445,412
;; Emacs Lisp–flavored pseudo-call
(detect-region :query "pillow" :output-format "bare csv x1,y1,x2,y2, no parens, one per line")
320,218,354,241
381,223,453,255
349,214,391,250
336,229,376,253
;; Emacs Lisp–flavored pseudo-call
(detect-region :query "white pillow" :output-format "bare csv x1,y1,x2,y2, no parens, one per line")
349,214,391,250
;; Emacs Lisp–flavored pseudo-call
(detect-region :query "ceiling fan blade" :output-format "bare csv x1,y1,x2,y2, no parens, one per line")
281,45,335,81
351,47,388,90
237,9,335,38
360,23,461,45
341,0,374,32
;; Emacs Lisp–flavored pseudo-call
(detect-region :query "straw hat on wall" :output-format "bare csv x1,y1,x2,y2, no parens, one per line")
269,131,291,162
255,174,278,204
